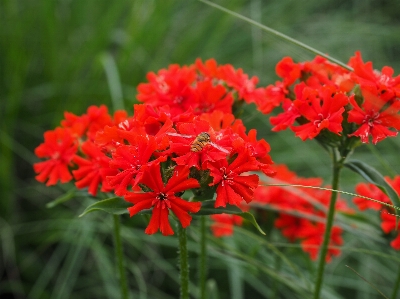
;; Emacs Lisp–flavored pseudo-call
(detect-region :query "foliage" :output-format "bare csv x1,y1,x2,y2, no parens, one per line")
1,0,400,298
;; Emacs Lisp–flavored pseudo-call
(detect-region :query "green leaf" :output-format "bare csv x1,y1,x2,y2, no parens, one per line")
46,189,76,208
344,160,400,214
195,200,243,215
79,197,131,217
195,200,266,235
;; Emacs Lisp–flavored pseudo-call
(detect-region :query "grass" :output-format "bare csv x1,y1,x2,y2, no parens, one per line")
1,0,400,298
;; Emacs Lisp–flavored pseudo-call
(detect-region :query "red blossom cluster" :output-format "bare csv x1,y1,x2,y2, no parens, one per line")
257,52,400,144
353,177,400,250
34,59,275,236
34,105,126,193
210,164,352,262
137,58,267,116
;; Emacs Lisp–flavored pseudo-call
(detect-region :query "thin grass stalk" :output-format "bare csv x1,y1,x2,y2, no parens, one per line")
272,252,282,299
113,214,129,299
391,266,400,299
199,216,207,299
313,150,344,299
178,223,190,299
198,0,352,71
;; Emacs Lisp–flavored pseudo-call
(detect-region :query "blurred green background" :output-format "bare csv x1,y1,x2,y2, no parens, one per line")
1,0,400,298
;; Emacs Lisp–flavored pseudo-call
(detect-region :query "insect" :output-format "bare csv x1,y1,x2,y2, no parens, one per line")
166,131,230,154
191,132,211,152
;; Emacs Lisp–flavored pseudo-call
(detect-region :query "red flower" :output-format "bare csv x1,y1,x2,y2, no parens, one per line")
274,214,308,242
253,164,350,262
34,128,77,186
124,164,201,236
291,85,348,140
193,80,233,114
199,110,236,132
137,64,197,116
107,134,165,196
256,52,400,145
61,105,114,141
257,82,288,114
218,64,265,104
270,99,301,132
349,51,400,99
72,141,117,196
169,120,229,169
299,223,343,262
210,214,243,237
195,58,219,78
381,212,400,250
353,182,389,211
353,176,400,250
207,150,259,208
348,90,400,144
275,56,302,86
238,129,275,176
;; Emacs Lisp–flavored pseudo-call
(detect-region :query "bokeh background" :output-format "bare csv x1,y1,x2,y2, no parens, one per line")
1,0,400,298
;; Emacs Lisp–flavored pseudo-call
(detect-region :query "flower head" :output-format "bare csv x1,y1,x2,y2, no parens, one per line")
124,163,201,236
207,150,260,208
353,176,400,250
257,52,400,146
34,128,77,186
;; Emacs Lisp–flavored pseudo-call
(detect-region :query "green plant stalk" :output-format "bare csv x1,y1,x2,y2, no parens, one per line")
313,150,344,299
391,266,400,299
178,223,190,299
113,215,129,299
272,253,282,299
199,216,207,299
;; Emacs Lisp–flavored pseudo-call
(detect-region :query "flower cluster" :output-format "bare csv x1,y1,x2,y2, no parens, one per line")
210,164,352,262
253,164,352,262
34,105,126,194
353,176,400,250
137,58,268,118
34,59,275,236
257,52,400,145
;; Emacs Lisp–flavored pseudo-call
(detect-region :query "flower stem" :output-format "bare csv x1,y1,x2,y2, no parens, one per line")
178,223,190,299
313,150,344,299
113,214,129,299
391,265,400,299
199,216,207,299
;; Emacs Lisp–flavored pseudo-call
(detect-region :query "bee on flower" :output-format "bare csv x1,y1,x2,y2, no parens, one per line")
191,132,211,152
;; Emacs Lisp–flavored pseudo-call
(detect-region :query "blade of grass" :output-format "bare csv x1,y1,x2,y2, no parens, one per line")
345,265,389,299
198,0,352,71
100,52,125,111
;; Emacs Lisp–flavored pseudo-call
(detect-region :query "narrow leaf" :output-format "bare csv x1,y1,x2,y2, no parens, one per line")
344,160,400,214
198,0,352,70
46,189,76,208
345,265,389,299
79,197,130,217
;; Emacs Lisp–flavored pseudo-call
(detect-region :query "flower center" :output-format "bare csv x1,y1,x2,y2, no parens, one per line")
221,167,235,186
313,113,328,128
154,192,171,209
174,96,184,104
365,111,381,127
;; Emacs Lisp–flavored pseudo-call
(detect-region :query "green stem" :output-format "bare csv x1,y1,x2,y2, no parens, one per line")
391,266,400,299
178,223,190,299
272,253,282,299
113,214,129,299
313,150,344,299
199,216,207,299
